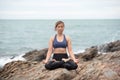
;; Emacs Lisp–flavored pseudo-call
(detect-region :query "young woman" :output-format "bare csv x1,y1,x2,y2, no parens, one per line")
43,21,79,70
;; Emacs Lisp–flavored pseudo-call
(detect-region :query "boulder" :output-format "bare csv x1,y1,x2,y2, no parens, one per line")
98,40,120,52
23,48,48,62
77,46,98,61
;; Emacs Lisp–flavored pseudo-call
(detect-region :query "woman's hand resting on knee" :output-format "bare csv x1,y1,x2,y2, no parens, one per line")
73,59,79,64
43,60,48,64
43,59,56,64
62,58,79,64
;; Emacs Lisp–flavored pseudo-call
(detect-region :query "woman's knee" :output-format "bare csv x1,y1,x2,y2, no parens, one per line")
45,61,54,70
45,63,52,70
72,63,78,69
65,61,78,70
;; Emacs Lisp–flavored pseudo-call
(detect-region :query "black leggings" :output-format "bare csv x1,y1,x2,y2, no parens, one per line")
45,53,78,70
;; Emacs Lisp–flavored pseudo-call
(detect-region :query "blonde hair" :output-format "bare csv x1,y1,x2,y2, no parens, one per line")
55,21,64,31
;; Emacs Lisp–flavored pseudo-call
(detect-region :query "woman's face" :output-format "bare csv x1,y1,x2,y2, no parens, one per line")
56,23,64,34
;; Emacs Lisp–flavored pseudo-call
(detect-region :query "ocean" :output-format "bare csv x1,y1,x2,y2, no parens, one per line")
0,19,120,67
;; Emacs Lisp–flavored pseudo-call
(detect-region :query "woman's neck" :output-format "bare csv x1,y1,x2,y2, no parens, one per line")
57,33,63,37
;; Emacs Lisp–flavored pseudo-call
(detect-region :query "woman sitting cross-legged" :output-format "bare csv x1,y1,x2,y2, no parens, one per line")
43,21,79,70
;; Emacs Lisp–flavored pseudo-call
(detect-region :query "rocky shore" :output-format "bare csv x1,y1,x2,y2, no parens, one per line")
0,40,120,80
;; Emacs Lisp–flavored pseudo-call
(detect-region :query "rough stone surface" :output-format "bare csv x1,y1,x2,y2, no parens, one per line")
0,41,120,80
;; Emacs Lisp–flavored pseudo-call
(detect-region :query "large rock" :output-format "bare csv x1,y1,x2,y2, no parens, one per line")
0,61,77,80
23,48,48,62
76,46,98,61
98,40,120,52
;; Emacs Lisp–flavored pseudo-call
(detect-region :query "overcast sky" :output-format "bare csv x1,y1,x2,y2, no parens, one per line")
0,0,120,19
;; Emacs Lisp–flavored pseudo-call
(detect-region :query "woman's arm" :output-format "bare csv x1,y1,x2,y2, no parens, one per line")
44,37,53,63
67,36,78,63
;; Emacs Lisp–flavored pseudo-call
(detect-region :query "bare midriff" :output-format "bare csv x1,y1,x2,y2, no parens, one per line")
53,48,67,54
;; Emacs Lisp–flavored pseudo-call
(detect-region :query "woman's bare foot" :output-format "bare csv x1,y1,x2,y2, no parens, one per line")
62,58,70,62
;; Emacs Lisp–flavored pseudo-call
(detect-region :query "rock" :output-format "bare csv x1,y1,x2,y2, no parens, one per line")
1,51,120,80
0,61,77,80
96,51,120,62
98,40,120,52
0,41,120,80
23,48,48,62
77,46,98,61
111,46,120,52
98,44,110,52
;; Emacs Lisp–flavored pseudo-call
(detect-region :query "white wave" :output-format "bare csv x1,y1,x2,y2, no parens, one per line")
74,49,85,54
98,51,107,54
0,54,26,68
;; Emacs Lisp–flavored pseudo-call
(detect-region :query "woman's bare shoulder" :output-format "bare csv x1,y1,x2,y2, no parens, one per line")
65,35,71,41
50,36,55,41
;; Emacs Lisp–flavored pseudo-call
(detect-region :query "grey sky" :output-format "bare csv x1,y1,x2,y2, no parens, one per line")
0,0,120,19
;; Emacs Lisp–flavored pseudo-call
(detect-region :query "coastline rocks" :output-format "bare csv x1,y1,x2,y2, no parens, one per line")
0,41,120,80
0,51,120,80
0,61,77,80
76,46,98,61
23,48,48,62
98,40,120,52
81,46,98,61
